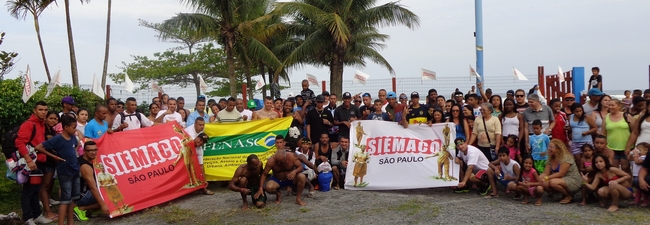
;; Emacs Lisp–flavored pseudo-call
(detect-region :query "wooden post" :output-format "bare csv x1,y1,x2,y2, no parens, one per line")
242,83,248,102
105,85,111,99
392,77,396,92
537,66,545,97
322,81,326,93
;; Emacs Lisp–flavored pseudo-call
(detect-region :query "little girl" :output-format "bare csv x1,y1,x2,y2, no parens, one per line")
581,155,633,212
580,143,595,206
515,157,544,205
505,135,522,163
629,142,649,206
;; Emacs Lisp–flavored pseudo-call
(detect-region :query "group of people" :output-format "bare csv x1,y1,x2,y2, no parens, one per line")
9,67,650,224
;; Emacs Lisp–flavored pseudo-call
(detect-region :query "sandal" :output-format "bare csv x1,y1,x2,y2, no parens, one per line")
333,186,340,190
203,189,214,195
307,191,315,198
559,198,573,204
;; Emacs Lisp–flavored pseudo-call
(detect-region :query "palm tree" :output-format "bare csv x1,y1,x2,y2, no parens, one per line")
275,0,420,98
63,0,89,87
6,0,56,82
160,0,281,98
100,0,111,87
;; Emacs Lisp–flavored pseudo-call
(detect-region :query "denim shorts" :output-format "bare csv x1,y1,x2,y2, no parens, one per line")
58,174,80,204
76,190,97,207
613,150,627,160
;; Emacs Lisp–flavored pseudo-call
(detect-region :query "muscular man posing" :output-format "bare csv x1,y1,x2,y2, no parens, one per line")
254,135,307,206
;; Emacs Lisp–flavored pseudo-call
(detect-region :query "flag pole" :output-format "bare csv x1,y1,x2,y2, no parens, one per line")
475,0,484,90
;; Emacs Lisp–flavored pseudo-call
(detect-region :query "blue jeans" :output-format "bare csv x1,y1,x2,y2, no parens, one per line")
21,182,41,221
58,174,80,205
76,190,97,207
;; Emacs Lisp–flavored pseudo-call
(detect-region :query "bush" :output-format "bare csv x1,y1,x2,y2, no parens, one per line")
0,76,104,135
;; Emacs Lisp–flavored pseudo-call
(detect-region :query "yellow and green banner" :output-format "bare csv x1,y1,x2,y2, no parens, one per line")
202,117,291,181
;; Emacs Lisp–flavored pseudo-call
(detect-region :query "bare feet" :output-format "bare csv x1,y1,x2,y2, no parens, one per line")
579,201,586,206
606,205,619,212
559,197,573,204
535,198,543,206
275,192,282,205
242,204,249,210
295,198,307,206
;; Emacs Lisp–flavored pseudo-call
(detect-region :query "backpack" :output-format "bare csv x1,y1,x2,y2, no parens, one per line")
2,123,36,159
120,112,144,128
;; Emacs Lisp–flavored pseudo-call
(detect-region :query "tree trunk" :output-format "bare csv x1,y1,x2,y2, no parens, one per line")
225,35,236,97
267,66,274,98
33,15,51,82
245,66,253,100
64,0,79,87
329,48,345,99
101,0,112,87
192,73,200,96
259,62,266,99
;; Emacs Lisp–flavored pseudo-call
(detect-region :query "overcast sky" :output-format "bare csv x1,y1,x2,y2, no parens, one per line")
2,0,649,91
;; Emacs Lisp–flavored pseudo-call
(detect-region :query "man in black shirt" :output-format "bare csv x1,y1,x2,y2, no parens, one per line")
75,141,109,221
402,91,432,128
359,93,373,119
306,95,334,145
334,92,361,141
514,89,529,113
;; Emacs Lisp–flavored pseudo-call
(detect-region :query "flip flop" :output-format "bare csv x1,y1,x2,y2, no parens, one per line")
203,189,214,195
559,198,573,204
307,191,315,198
484,194,499,199
333,186,340,190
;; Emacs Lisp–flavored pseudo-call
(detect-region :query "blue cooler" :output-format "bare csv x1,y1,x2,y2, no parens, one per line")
318,171,333,192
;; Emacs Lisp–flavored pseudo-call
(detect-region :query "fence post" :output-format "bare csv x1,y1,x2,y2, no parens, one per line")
392,77,396,93
105,85,111,99
322,81,326,93
537,66,545,97
572,67,585,104
242,83,248,102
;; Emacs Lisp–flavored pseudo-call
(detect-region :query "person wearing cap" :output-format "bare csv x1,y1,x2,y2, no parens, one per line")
401,91,432,128
506,90,515,101
236,98,254,121
426,89,439,109
359,93,373,119
60,96,77,117
583,88,604,115
306,95,334,144
399,93,408,106
454,138,492,195
562,93,576,116
334,92,361,141
384,91,404,123
187,98,210,126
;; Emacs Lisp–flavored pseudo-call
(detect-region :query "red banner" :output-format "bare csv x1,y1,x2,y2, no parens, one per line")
92,122,206,218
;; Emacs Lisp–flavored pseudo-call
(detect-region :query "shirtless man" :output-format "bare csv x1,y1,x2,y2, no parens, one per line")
253,97,280,120
254,135,307,206
229,154,266,209
593,134,615,163
105,97,119,126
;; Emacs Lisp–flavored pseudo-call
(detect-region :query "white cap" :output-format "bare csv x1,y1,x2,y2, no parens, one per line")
288,92,295,97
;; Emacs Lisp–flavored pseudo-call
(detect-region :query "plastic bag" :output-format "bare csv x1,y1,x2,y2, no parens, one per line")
317,162,332,173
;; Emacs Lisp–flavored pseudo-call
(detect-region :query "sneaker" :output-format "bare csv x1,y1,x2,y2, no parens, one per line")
49,198,60,205
73,206,89,221
479,185,492,196
24,218,37,225
33,214,52,224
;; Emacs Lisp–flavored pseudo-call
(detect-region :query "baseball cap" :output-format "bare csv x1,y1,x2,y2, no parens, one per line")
247,100,256,109
62,96,76,105
428,89,437,95
315,95,325,102
343,92,352,99
587,88,604,96
197,95,206,100
196,133,209,143
387,91,397,99
288,92,295,98
322,91,330,96
506,90,515,95
410,91,420,98
362,93,371,98
564,93,576,99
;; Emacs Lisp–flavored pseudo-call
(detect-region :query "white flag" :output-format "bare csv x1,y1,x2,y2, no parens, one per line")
45,69,61,98
557,66,565,82
353,70,370,85
470,65,482,80
151,81,164,93
91,74,105,99
124,73,134,93
421,68,437,80
255,77,266,90
306,73,320,87
22,65,37,103
512,68,528,81
198,75,208,93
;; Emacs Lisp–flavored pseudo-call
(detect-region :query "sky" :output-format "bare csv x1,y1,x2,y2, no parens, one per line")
1,0,649,92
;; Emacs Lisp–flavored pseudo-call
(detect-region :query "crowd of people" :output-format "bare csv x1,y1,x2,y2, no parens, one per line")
6,67,650,224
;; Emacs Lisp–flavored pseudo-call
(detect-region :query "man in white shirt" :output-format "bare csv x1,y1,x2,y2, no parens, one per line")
112,97,154,131
454,137,492,195
155,98,184,126
236,98,254,121
216,97,242,123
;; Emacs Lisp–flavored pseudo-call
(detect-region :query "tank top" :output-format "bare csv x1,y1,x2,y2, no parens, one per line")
315,143,332,165
501,115,519,137
636,119,650,146
605,114,630,151
455,120,466,140
500,160,520,178
594,112,603,132
632,155,646,176
78,156,94,194
521,168,538,182
569,115,591,143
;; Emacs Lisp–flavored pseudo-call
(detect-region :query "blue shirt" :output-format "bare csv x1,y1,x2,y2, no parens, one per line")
529,133,550,160
186,110,210,127
42,134,79,176
85,119,108,139
367,112,390,121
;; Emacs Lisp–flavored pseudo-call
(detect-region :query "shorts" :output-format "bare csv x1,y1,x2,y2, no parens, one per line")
633,176,639,188
58,174,80,204
613,150,626,160
571,141,591,155
533,160,546,174
36,163,55,174
302,169,316,181
528,187,537,197
76,190,97,207
268,175,294,189
247,184,267,204
496,173,514,187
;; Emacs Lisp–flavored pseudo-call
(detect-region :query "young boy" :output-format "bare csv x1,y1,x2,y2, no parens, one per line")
35,116,79,225
528,119,550,174
367,99,390,121
485,147,521,198
300,79,316,107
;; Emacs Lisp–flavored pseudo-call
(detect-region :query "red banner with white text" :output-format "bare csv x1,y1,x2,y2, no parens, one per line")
92,122,206,218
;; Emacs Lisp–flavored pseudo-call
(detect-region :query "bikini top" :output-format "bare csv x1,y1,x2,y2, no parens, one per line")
551,163,561,173
583,161,592,168
602,172,619,183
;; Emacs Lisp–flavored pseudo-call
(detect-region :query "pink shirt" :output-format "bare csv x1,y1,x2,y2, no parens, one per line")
508,146,520,160
521,168,538,182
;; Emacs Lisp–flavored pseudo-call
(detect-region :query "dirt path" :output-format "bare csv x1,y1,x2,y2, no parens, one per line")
85,184,649,225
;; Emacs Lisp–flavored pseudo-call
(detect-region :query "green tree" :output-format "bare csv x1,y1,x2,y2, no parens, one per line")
6,0,56,82
0,32,18,80
159,0,282,98
109,43,229,96
63,0,90,87
100,0,112,87
275,0,420,97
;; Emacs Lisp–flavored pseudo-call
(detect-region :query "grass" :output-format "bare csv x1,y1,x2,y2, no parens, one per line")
392,199,440,217
160,205,196,224
0,160,22,215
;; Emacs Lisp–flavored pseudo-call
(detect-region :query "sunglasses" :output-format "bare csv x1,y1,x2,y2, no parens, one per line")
516,95,525,98
400,97,407,100
565,98,575,101
452,110,460,112
354,100,362,103
455,94,463,97
117,106,124,108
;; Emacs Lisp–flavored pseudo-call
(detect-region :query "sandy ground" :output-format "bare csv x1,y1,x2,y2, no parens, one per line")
71,182,650,225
